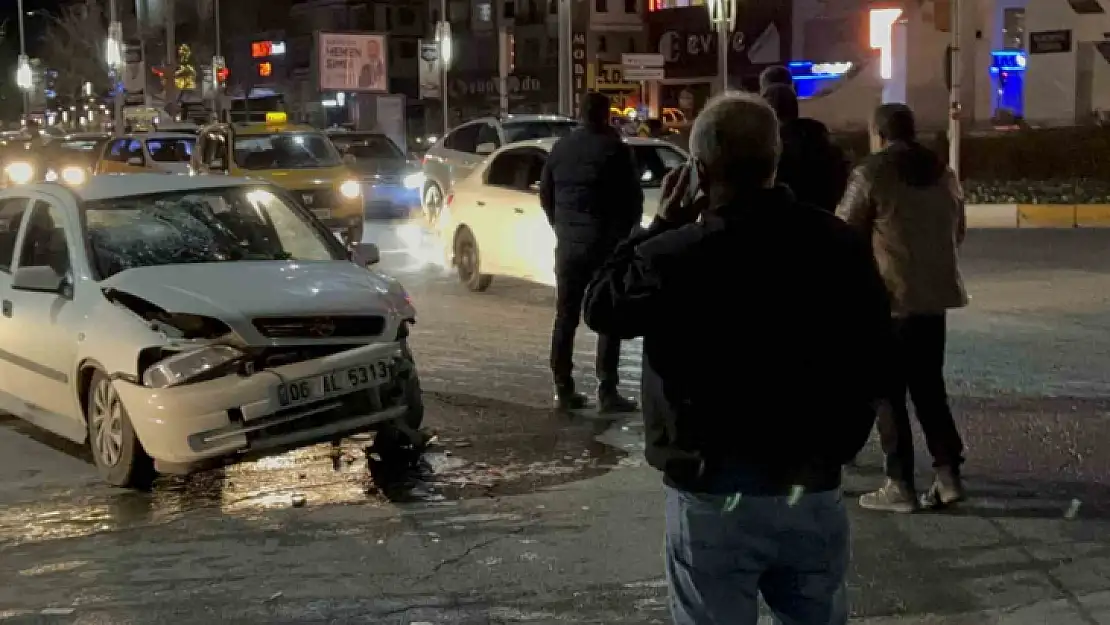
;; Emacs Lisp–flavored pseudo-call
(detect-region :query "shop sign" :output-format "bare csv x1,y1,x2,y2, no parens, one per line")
571,32,588,117
1029,30,1073,54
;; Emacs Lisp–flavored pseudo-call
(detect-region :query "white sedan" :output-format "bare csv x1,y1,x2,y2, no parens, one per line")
0,174,422,487
436,136,687,290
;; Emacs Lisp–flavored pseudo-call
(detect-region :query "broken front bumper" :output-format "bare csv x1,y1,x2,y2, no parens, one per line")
114,342,418,470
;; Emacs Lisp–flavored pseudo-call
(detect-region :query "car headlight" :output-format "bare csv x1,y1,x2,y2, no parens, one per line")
402,172,424,189
339,179,361,199
44,169,58,182
640,214,654,229
5,161,33,184
60,166,86,186
142,345,244,388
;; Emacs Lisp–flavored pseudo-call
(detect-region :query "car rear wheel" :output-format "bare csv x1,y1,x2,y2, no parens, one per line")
422,183,444,224
87,370,155,489
453,228,492,292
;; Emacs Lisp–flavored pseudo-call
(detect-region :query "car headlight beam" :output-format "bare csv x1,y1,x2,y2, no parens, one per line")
402,172,425,189
142,345,245,388
339,179,361,199
5,161,34,185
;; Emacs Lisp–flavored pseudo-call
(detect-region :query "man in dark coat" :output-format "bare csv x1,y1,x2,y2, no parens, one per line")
583,92,891,624
539,91,642,412
761,83,850,212
759,65,794,91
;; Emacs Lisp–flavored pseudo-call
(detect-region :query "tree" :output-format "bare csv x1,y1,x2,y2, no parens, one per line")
38,0,115,103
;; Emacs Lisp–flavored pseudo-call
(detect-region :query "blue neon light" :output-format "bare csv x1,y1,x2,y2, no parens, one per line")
787,60,854,99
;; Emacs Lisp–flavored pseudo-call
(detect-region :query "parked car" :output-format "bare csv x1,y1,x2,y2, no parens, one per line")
436,136,687,290
421,114,578,221
0,174,421,487
95,133,196,175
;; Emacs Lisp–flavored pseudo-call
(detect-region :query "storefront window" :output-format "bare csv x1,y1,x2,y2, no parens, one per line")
1002,8,1025,50
650,0,705,10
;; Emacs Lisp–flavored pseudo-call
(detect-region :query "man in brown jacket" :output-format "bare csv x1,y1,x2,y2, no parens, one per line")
837,103,968,513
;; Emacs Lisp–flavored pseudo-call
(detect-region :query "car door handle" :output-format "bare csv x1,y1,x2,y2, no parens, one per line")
2,300,11,318
513,208,524,214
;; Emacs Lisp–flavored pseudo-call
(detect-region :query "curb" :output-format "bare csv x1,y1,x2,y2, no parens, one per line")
967,204,1110,228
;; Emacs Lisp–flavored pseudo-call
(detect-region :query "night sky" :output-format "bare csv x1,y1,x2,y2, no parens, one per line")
2,0,61,59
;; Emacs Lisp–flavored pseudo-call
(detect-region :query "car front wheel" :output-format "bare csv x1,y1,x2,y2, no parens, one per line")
86,369,155,489
422,183,444,225
453,228,492,292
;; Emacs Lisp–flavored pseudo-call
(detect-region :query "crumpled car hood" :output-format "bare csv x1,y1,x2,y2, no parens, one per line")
100,261,412,321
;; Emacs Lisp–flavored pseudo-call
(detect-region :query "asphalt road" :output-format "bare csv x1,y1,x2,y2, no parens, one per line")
2,227,1110,624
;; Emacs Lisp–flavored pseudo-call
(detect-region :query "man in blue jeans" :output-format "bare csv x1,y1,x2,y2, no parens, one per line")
584,93,891,624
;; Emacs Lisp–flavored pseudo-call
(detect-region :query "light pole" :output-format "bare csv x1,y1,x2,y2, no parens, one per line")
948,0,962,179
705,0,737,94
107,0,125,135
435,16,452,134
15,0,32,121
211,0,224,122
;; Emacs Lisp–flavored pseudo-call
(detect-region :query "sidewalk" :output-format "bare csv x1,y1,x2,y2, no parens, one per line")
968,203,1110,228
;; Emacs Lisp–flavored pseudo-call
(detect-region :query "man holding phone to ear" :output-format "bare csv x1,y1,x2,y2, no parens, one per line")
541,91,642,413
584,92,891,625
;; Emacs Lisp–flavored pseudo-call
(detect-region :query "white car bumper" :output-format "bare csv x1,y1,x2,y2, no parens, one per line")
114,342,416,470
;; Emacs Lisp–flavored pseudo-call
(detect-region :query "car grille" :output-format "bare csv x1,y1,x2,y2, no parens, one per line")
243,345,362,372
298,188,339,208
252,316,386,339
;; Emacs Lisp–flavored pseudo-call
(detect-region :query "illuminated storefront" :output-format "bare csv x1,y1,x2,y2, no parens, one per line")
588,64,643,114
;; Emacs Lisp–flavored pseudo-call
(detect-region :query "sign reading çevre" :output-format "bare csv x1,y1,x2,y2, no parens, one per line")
317,32,389,92
1029,30,1073,54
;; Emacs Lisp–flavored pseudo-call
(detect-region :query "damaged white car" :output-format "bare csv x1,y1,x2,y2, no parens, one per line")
0,174,422,488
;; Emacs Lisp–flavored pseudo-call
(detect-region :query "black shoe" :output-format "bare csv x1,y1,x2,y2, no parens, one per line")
554,385,589,411
598,390,638,414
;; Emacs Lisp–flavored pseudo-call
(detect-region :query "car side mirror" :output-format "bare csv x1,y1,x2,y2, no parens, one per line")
11,265,65,293
475,142,496,155
126,156,143,166
343,153,357,166
350,241,381,266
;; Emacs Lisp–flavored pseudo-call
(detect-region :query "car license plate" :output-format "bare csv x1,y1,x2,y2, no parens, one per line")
311,208,333,219
276,361,391,408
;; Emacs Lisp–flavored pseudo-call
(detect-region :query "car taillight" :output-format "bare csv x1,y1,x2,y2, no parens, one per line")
445,193,454,207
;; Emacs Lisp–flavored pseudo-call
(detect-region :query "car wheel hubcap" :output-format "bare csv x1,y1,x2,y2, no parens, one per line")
91,380,124,467
457,242,476,279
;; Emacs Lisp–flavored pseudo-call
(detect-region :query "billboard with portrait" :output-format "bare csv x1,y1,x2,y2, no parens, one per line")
317,32,389,92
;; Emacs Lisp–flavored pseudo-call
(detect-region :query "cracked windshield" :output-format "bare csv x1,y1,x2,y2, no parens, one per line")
6,2,1110,624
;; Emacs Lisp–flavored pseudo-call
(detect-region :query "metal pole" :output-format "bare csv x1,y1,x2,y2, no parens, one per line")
498,27,509,116
214,0,221,57
948,0,961,179
110,0,124,136
136,0,152,107
440,0,449,134
717,19,728,93
17,0,28,120
557,0,571,116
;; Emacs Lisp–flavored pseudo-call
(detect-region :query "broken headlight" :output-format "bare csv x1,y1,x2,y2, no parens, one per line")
142,345,245,388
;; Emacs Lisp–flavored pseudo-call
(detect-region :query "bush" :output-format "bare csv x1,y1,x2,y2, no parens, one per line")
832,126,1110,182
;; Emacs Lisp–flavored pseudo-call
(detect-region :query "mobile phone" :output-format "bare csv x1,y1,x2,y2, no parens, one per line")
683,159,700,207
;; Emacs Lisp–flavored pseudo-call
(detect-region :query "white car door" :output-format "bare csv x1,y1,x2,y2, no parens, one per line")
457,149,537,278
505,149,557,285
0,196,31,418
1,195,86,439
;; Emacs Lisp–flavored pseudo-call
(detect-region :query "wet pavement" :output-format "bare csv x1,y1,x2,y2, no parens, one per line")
3,227,1110,623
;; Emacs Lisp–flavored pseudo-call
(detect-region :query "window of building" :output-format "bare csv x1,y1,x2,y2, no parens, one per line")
650,0,703,9
524,38,541,66
399,40,417,59
597,35,607,53
477,2,492,21
595,0,607,12
385,7,393,29
398,7,416,26
1002,8,1025,50
431,8,440,23
627,37,636,52
624,0,636,12
549,0,557,14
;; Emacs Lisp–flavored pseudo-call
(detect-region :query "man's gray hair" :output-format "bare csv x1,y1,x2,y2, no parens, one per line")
689,92,781,189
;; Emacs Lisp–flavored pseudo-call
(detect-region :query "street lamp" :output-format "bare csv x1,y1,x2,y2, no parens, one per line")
706,0,738,94
107,0,125,136
16,0,31,120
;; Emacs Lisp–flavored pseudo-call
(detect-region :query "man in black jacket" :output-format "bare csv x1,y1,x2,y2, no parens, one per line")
761,83,850,211
540,92,641,412
583,92,891,625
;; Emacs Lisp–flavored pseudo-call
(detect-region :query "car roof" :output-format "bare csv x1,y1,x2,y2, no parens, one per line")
233,122,319,136
14,174,261,202
497,135,684,152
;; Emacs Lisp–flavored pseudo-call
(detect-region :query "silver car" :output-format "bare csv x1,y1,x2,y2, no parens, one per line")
420,114,578,221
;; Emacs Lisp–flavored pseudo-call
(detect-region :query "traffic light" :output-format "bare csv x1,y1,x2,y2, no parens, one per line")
217,67,230,83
